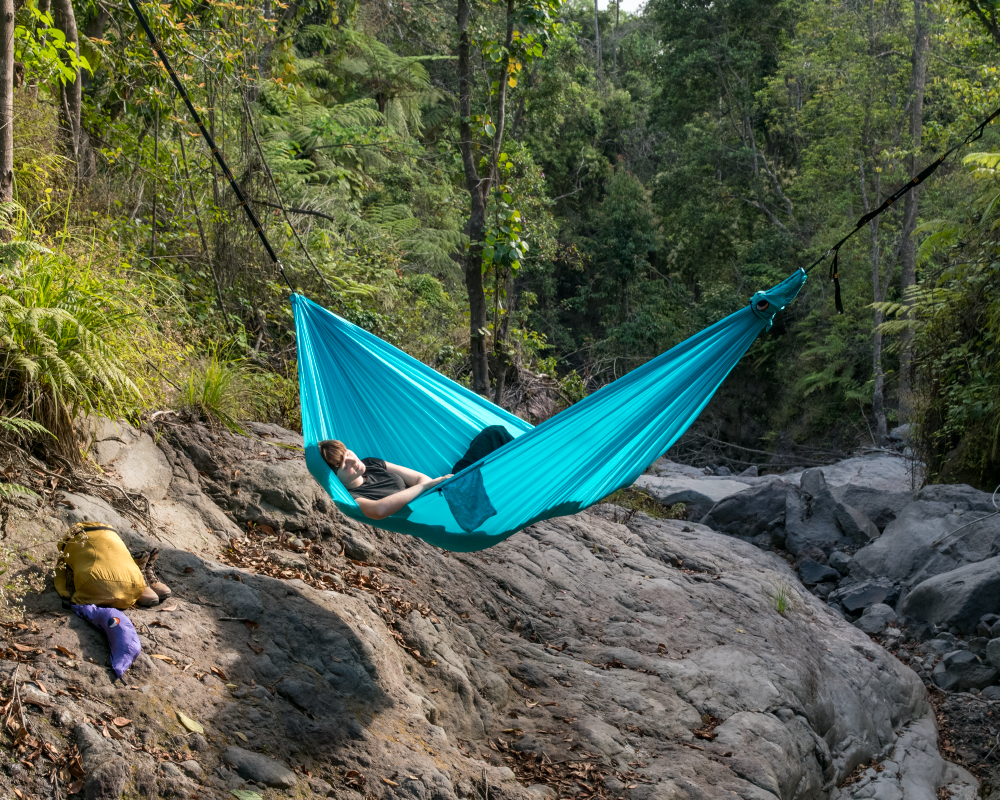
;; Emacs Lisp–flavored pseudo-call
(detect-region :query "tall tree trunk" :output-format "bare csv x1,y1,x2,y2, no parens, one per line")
457,0,489,396
870,215,888,447
593,0,601,73
613,0,619,73
51,0,82,173
489,0,516,405
861,158,890,447
898,0,931,424
0,0,13,209
150,105,158,259
492,280,516,404
81,5,110,91
178,125,233,337
458,0,516,398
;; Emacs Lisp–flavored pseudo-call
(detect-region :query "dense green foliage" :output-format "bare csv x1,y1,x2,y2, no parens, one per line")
3,0,1000,486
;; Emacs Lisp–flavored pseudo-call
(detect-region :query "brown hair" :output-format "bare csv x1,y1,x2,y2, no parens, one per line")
318,440,347,470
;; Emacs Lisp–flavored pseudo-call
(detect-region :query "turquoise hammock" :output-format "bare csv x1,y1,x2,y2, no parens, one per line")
295,270,806,551
124,0,1000,552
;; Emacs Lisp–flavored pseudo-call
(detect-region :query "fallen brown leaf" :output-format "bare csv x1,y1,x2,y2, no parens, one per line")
54,646,75,658
382,778,399,786
159,604,179,613
112,717,131,727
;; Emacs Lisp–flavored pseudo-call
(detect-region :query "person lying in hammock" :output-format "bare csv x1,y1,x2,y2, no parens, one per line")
319,425,514,520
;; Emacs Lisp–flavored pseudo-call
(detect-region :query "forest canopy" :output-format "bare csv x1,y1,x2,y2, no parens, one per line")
0,0,999,488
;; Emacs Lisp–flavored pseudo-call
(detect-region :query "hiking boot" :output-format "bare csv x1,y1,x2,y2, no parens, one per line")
131,550,161,607
136,585,160,607
143,548,171,602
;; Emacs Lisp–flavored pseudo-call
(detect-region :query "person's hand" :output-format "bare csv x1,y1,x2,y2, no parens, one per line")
424,474,453,489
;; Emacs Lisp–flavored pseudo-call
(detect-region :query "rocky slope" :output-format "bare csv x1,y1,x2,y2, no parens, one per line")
0,419,976,800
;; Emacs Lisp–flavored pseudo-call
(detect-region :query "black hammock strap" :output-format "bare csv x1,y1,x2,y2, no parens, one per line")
803,103,1000,313
126,0,292,290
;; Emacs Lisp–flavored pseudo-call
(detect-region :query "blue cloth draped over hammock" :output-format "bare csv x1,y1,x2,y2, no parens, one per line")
295,269,807,552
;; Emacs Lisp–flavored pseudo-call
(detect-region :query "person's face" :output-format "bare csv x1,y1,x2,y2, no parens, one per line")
335,449,365,486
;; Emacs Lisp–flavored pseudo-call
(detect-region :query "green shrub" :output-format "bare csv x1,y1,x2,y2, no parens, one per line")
0,206,145,451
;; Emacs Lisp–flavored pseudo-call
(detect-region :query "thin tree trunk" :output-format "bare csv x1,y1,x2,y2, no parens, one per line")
51,0,81,171
458,0,489,396
150,105,158,259
207,69,221,207
870,215,888,447
613,0,619,73
178,126,233,337
488,0,515,192
488,0,516,404
898,0,931,424
860,157,890,447
0,0,13,209
492,282,516,404
593,0,602,73
81,4,110,90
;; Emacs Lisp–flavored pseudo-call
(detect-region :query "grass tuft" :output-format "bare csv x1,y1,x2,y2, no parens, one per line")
772,581,793,616
179,350,254,434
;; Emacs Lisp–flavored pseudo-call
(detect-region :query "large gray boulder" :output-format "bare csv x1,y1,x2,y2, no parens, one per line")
699,481,788,539
828,578,897,615
830,484,913,531
899,555,1000,632
801,455,918,493
700,468,880,554
785,469,879,555
851,484,1000,588
632,474,752,517
855,603,896,635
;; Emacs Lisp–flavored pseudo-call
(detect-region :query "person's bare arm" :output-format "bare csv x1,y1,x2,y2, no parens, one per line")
354,475,453,520
382,461,433,487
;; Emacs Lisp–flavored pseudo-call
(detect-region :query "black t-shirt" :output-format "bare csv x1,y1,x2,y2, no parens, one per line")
349,458,406,501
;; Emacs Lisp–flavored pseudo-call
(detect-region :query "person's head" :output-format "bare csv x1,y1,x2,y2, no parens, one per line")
318,440,365,488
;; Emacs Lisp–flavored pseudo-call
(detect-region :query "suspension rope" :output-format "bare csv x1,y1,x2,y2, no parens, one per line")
803,102,1000,313
126,0,294,291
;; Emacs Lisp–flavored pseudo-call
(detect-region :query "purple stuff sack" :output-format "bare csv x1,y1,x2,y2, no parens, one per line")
73,604,142,678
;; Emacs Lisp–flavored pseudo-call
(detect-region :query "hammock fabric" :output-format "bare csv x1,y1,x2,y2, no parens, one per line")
296,269,806,552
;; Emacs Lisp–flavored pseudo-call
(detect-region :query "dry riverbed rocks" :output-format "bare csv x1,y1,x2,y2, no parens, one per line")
0,420,977,800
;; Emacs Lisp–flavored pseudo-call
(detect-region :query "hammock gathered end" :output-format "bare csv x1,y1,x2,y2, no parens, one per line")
296,269,807,552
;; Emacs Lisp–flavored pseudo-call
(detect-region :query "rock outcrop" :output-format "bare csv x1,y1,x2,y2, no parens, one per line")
0,422,974,800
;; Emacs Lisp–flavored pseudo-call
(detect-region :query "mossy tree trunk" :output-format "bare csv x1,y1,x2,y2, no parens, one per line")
0,0,12,208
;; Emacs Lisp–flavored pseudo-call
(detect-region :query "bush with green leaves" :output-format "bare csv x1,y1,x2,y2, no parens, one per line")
0,205,147,452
